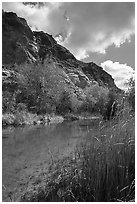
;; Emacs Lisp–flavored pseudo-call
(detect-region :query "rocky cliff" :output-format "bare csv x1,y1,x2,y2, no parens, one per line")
2,10,118,88
2,11,120,115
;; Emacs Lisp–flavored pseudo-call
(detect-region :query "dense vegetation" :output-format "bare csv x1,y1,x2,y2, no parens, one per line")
2,59,135,202
20,109,135,201
19,79,135,202
3,59,122,126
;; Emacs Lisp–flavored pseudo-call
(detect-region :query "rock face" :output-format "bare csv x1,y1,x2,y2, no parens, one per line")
2,10,120,113
2,11,36,64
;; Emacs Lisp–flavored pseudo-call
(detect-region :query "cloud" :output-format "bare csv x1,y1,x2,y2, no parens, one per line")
75,49,89,60
61,2,135,59
2,2,64,33
2,2,135,61
101,60,135,91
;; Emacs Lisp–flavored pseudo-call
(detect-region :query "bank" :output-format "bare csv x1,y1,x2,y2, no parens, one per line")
2,111,101,128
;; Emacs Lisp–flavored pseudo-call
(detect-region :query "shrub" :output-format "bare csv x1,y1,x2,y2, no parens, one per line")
126,77,135,111
16,103,27,112
2,91,16,113
56,91,71,115
84,84,109,116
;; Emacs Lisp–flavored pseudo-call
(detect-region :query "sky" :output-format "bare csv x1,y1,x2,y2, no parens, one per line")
2,2,135,90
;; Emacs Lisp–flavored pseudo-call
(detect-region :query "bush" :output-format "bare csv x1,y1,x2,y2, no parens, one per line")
84,84,110,116
56,91,71,115
17,103,27,112
2,91,16,113
126,77,135,111
2,113,15,126
77,100,94,114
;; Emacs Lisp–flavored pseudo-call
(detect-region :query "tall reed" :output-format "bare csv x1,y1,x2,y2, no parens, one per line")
21,110,135,202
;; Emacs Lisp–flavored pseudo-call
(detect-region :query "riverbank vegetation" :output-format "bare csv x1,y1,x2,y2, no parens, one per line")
3,60,135,201
3,60,121,126
20,81,135,202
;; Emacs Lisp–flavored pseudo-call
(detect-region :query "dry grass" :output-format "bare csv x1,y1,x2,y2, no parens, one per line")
21,110,135,202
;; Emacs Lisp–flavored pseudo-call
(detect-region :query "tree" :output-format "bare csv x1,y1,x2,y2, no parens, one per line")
17,62,46,113
84,84,109,114
16,59,69,114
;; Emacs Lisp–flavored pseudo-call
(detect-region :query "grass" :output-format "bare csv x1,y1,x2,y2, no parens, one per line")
20,109,135,202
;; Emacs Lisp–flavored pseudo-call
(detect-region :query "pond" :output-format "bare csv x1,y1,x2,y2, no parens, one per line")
2,119,100,201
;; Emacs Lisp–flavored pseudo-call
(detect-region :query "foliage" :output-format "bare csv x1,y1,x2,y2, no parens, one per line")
3,60,133,120
56,91,71,115
2,91,16,113
126,77,135,111
17,61,48,113
77,84,109,115
21,112,135,202
2,60,66,114
16,103,27,112
16,59,71,114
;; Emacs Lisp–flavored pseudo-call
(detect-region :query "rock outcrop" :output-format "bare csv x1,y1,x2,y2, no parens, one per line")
2,10,119,91
2,11,36,64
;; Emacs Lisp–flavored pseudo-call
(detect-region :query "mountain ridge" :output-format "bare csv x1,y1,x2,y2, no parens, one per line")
2,10,118,90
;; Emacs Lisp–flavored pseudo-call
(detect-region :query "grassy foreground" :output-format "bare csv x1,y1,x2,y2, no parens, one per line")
20,110,135,202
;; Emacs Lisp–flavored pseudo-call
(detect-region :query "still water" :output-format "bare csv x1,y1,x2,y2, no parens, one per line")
2,119,99,201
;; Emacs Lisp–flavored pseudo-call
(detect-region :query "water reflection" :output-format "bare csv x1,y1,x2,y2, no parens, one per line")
2,119,99,201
